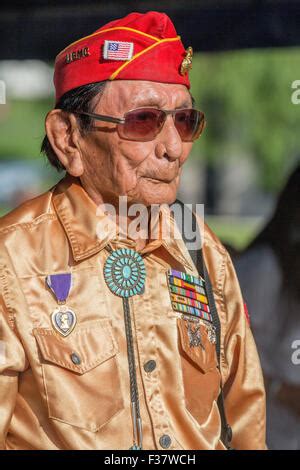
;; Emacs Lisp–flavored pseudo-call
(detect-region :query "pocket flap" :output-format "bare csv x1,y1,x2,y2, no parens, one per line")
177,318,217,373
33,319,118,375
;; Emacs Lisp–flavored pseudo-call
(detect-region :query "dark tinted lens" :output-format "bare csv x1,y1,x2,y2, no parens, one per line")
121,108,165,141
174,109,205,141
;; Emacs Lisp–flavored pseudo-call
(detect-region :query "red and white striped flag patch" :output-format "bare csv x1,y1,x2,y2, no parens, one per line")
103,40,134,61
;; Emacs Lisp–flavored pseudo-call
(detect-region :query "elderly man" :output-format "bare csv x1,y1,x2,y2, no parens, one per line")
0,12,266,450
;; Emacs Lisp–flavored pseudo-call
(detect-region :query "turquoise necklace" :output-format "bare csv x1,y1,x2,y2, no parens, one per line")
104,247,146,450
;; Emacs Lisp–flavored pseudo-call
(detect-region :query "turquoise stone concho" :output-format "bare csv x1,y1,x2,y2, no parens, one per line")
104,248,146,298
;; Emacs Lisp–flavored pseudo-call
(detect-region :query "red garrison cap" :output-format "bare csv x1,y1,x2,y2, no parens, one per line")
54,11,192,103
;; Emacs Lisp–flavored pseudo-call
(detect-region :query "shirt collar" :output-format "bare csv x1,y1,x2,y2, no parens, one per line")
52,174,193,269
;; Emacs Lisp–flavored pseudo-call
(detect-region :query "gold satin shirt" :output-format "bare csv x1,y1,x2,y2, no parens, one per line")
0,175,266,450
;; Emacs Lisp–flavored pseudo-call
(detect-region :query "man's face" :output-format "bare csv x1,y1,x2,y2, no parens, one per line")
79,80,194,206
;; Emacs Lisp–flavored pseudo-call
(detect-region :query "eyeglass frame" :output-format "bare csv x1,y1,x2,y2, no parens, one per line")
69,107,206,141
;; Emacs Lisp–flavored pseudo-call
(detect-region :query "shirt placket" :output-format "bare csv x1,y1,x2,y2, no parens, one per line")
130,257,178,450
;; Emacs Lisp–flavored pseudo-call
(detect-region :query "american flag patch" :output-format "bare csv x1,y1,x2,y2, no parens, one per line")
103,40,134,61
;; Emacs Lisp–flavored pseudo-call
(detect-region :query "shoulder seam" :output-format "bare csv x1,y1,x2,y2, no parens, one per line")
203,233,227,257
214,249,229,374
0,260,16,330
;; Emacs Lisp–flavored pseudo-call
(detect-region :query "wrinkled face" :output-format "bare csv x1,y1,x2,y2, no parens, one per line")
79,80,194,206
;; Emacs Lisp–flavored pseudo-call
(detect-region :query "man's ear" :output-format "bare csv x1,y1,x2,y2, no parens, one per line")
45,110,84,176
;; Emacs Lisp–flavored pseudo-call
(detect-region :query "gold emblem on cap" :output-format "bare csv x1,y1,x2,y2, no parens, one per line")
180,46,193,76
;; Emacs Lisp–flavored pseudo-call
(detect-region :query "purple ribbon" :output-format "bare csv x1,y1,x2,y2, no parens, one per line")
46,273,72,303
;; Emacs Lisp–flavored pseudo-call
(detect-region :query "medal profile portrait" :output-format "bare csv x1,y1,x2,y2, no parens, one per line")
51,306,77,336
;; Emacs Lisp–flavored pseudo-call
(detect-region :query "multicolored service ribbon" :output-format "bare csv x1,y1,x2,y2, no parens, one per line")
167,268,213,323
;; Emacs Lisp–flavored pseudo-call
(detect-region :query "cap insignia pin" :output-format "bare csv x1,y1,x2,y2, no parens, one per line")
180,46,193,76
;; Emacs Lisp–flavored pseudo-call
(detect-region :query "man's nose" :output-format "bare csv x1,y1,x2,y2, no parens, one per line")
156,115,183,160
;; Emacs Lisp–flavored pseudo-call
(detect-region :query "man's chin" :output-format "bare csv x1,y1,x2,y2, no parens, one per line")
134,181,178,206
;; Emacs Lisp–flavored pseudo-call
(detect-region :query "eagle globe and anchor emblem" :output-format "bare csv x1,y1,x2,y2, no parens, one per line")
180,46,193,76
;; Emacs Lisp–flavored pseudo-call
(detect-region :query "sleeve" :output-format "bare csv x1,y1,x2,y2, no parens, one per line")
0,291,26,449
221,252,267,450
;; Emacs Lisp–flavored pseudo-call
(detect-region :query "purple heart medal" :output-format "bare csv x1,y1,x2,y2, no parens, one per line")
46,273,77,337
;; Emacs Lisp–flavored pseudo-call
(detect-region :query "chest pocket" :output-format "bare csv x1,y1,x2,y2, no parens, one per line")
177,318,221,425
33,319,124,432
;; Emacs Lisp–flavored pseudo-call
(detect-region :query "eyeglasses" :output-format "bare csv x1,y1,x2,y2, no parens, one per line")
72,107,205,142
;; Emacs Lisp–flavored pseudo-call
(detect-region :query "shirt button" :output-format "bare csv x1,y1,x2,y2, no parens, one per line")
70,353,81,365
159,434,172,449
143,360,156,373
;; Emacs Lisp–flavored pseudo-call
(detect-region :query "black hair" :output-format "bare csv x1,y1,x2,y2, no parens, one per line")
41,81,195,171
41,81,107,171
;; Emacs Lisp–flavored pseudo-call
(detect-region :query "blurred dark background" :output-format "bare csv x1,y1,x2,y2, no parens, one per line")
1,0,300,59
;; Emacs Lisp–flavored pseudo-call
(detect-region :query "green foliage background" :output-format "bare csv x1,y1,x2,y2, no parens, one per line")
0,98,53,160
190,48,300,191
0,44,299,246
1,48,299,193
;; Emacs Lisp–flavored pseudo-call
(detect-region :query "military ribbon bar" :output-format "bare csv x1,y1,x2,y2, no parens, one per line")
167,269,213,323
